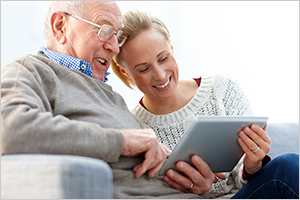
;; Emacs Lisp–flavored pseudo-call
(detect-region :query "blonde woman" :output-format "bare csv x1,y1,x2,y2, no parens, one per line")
111,9,299,198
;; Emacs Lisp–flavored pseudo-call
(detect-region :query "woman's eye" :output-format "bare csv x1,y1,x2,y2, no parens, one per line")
139,67,149,73
160,56,168,62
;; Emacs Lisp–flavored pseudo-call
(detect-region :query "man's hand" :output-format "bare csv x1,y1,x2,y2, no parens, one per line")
121,129,171,178
162,155,226,195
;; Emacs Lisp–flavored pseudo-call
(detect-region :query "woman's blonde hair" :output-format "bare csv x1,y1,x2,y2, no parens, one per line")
112,9,171,89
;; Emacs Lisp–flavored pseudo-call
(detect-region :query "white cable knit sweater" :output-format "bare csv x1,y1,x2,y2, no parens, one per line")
130,74,254,199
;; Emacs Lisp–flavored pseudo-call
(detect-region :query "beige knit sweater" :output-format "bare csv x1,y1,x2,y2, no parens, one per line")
131,74,254,198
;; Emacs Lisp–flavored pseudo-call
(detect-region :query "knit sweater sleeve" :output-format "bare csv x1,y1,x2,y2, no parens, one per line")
213,74,254,189
216,74,254,116
1,55,125,163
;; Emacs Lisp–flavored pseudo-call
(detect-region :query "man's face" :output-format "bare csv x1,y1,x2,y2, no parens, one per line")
64,1,122,80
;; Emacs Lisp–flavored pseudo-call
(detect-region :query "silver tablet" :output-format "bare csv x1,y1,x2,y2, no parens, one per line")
158,116,268,176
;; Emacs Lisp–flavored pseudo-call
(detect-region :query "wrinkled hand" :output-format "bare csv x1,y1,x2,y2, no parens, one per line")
238,124,271,175
121,129,171,178
162,155,226,195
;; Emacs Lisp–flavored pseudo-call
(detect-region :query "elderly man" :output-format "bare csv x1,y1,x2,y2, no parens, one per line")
0,1,202,198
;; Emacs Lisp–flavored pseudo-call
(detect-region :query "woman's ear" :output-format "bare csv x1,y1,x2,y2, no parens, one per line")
117,63,131,79
51,12,67,44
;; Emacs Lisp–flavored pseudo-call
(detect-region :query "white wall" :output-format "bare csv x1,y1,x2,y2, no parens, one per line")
1,1,299,123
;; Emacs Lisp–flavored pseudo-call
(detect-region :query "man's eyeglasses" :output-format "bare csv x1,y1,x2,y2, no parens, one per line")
64,12,127,47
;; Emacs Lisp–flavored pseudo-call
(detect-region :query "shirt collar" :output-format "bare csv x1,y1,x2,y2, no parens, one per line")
38,46,109,82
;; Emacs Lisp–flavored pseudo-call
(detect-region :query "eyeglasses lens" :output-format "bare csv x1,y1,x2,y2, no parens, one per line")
98,25,113,39
117,31,127,47
97,24,127,47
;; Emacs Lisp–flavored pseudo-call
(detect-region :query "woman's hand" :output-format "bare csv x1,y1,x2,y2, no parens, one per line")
238,124,271,175
162,155,226,195
121,129,171,178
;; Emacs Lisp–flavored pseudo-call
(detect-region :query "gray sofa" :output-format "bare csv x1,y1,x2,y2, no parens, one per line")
1,123,299,199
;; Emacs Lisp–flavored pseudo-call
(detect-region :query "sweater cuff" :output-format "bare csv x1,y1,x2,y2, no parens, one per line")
242,155,271,180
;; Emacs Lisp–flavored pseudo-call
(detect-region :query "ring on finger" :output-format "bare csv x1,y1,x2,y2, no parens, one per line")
251,146,260,153
187,183,194,190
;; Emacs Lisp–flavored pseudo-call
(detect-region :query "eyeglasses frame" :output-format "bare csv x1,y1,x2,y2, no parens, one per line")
63,12,127,47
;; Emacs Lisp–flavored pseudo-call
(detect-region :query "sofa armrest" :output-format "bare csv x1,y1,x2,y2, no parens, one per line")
1,154,113,199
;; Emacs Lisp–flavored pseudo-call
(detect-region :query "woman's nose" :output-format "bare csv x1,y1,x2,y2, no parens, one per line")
153,65,166,81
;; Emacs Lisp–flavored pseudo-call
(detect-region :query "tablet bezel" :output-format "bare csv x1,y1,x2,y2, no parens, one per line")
158,116,268,176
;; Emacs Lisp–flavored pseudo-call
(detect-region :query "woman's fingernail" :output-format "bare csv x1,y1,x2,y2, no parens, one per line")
252,124,259,129
178,162,184,169
193,155,199,162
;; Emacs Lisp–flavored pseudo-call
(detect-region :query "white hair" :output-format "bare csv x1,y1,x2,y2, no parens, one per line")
43,1,86,45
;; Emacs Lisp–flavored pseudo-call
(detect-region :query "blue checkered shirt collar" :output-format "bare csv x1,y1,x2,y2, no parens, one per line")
38,46,109,82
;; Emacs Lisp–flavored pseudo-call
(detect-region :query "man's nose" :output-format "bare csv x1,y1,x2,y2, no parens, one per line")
103,34,120,54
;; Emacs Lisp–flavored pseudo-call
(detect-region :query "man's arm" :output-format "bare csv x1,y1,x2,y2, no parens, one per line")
1,57,124,163
1,56,171,178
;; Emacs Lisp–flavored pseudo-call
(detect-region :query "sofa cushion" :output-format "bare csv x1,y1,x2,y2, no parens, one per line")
266,123,299,158
1,154,113,199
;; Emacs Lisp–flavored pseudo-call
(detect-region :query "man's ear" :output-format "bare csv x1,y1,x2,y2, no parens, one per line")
51,12,67,44
116,63,131,79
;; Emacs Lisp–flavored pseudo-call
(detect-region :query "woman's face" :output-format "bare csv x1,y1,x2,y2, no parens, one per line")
119,29,179,101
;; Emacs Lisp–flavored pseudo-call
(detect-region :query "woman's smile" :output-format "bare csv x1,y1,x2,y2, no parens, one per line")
153,76,171,89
